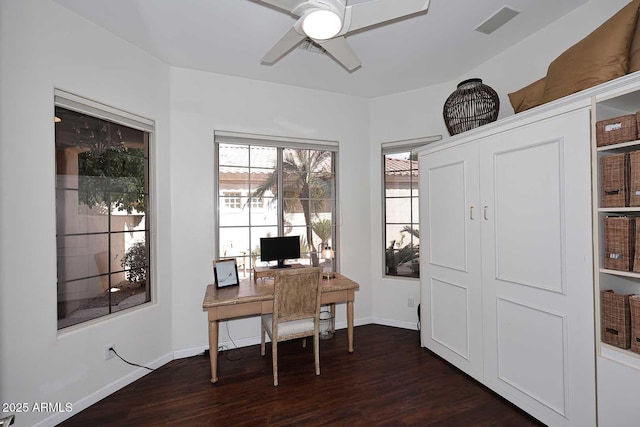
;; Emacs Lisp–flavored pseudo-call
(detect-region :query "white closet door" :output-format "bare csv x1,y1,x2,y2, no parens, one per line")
419,142,483,381
479,108,595,427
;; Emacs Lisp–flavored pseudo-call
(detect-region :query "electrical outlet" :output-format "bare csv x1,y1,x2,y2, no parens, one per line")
408,297,415,308
105,344,115,360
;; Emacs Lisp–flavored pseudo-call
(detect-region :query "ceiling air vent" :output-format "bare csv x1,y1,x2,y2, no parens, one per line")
475,6,520,35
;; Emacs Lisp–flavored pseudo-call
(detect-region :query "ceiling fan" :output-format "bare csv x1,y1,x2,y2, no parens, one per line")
256,0,430,71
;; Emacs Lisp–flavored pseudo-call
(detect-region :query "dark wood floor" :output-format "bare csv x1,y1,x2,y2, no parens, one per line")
59,325,544,426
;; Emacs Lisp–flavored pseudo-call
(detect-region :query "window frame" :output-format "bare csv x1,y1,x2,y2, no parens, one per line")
381,135,441,279
54,89,155,330
214,131,339,275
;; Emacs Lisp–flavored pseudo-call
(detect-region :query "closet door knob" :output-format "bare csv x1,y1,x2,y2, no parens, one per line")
470,206,474,220
483,206,488,220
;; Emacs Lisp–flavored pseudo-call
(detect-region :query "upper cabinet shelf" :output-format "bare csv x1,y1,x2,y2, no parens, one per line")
597,139,640,151
597,207,640,212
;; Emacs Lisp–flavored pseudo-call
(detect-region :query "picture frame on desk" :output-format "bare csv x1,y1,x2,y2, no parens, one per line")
213,258,239,288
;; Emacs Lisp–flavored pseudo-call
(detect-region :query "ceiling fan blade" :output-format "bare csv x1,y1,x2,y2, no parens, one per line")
254,0,305,14
317,36,361,71
262,26,306,64
346,0,429,33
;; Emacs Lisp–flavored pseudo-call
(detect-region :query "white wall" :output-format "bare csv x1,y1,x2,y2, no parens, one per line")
0,1,172,426
169,67,373,353
367,0,631,329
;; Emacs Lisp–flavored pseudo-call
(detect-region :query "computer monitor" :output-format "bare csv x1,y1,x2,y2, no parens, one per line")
260,235,301,269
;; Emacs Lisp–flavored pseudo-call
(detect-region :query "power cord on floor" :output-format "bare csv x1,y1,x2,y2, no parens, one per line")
224,321,244,361
110,347,155,371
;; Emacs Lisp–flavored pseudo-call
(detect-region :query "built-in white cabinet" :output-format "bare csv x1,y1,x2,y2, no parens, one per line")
419,107,596,427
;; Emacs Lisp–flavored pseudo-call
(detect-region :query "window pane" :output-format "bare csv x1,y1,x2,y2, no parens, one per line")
57,234,110,283
110,272,147,313
56,188,110,235
57,277,106,328
386,197,412,223
252,197,277,226
219,227,250,258
250,146,276,169
249,167,276,193
219,166,249,195
112,231,147,273
219,194,249,226
219,144,248,167
55,104,151,328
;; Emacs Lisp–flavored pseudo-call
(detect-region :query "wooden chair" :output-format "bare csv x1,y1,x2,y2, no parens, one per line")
260,267,323,386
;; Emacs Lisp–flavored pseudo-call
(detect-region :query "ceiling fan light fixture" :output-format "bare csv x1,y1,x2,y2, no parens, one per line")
302,9,342,40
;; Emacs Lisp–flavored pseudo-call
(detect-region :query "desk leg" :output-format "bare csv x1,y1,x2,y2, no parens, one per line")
330,303,336,334
209,320,219,383
347,300,354,353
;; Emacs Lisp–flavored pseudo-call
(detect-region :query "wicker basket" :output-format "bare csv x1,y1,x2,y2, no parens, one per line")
630,150,640,207
601,153,629,208
604,216,636,271
630,295,640,353
596,114,638,147
634,220,640,273
601,290,632,348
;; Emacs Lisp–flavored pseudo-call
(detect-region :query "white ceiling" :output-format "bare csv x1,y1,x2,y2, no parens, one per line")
52,0,589,98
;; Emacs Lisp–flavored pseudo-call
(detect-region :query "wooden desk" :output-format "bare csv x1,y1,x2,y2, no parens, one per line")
202,273,359,383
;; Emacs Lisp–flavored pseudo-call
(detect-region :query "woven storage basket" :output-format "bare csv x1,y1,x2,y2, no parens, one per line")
601,290,632,348
630,295,640,353
635,220,640,273
630,150,640,207
601,153,629,208
604,216,635,271
596,114,638,147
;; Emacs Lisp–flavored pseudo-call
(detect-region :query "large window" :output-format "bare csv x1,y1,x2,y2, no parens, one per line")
382,136,440,279
55,91,153,329
215,132,337,278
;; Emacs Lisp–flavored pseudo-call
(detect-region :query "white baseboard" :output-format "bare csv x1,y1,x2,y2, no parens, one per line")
34,352,173,427
370,317,418,331
173,345,209,359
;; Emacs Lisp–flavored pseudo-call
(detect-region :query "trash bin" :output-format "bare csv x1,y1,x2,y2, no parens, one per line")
319,310,334,340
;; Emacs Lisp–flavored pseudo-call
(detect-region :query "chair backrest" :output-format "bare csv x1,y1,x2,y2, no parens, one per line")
272,267,323,323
